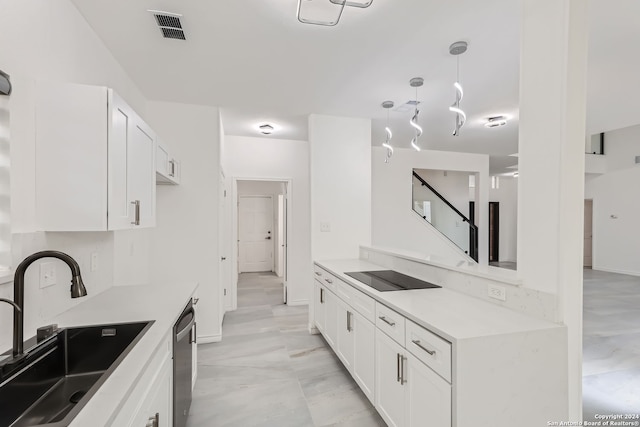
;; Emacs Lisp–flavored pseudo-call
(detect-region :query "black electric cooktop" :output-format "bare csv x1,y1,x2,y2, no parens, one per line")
344,270,441,292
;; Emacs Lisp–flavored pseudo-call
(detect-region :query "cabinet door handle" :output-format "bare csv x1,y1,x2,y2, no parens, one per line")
396,353,401,383
190,322,197,344
378,316,395,327
131,200,140,225
346,311,352,332
400,355,406,385
169,160,176,177
324,278,333,284
320,288,324,304
411,339,436,356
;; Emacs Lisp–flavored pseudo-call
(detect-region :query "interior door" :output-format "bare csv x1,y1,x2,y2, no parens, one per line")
238,196,274,272
584,199,593,267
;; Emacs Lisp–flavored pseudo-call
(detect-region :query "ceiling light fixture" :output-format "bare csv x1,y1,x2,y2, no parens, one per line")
258,124,274,135
484,116,508,128
449,41,468,136
409,77,424,152
381,101,394,163
297,0,372,27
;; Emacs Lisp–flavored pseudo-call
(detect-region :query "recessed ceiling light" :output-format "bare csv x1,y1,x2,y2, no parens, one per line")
258,124,274,135
484,116,508,128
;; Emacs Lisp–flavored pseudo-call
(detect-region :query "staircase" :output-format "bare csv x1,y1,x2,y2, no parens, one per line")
412,170,478,262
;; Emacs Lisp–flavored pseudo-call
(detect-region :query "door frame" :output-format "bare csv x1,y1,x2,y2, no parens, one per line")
230,177,292,311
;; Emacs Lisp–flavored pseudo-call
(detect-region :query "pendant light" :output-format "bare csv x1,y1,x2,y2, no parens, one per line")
449,41,468,136
409,77,424,151
381,101,394,163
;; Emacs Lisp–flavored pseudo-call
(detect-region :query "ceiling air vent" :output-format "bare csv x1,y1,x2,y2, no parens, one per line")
149,10,186,40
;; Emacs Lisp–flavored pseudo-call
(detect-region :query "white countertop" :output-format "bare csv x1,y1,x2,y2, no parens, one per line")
316,259,562,342
49,282,198,427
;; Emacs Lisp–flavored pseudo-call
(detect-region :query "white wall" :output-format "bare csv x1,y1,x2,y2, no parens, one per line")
602,124,640,172
309,114,371,260
372,147,490,265
489,176,518,262
146,101,221,342
584,123,640,276
224,135,311,305
0,0,150,351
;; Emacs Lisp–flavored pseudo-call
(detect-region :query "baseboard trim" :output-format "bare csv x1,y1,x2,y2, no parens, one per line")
197,333,222,344
592,266,640,277
287,299,309,307
308,324,319,335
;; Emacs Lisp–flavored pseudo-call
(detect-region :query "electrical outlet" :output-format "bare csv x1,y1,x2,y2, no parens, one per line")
488,284,506,301
90,252,99,272
320,221,331,232
39,262,56,288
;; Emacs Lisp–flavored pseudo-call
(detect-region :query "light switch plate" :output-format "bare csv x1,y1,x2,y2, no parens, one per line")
40,262,56,288
320,221,331,232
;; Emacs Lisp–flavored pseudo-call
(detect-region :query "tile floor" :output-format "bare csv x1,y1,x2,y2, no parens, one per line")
582,269,640,420
187,272,386,427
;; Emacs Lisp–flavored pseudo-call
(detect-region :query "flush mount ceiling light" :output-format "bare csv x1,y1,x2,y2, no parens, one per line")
381,101,394,163
409,77,424,152
449,41,468,136
258,124,275,135
297,0,372,26
484,116,508,128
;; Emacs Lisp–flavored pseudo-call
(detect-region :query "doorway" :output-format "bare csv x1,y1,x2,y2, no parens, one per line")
230,179,290,311
489,202,499,262
584,199,593,267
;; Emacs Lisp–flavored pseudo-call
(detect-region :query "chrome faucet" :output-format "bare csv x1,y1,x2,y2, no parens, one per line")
8,251,87,358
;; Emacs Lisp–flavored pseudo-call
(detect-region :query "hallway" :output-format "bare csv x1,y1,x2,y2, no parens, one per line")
187,272,384,427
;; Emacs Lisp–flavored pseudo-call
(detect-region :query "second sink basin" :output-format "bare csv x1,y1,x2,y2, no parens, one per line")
0,321,153,427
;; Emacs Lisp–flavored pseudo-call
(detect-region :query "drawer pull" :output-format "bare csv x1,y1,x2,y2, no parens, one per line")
378,316,396,327
324,278,333,284
412,339,436,356
315,271,322,276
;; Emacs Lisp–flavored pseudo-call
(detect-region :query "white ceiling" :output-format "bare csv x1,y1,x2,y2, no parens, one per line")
69,0,640,174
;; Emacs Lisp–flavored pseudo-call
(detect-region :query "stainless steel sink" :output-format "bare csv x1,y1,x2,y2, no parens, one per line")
0,321,153,427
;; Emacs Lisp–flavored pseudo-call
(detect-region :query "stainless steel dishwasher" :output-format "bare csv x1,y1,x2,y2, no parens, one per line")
174,299,195,427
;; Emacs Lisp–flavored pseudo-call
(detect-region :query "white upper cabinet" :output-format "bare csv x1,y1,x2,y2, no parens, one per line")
156,141,181,185
36,83,156,231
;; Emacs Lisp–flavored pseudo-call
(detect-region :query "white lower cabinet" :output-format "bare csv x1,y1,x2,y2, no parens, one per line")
406,352,451,427
109,334,173,427
324,289,338,349
130,356,173,427
375,329,407,427
337,298,375,403
336,299,355,371
314,281,338,349
375,329,451,427
352,311,375,403
314,281,326,334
